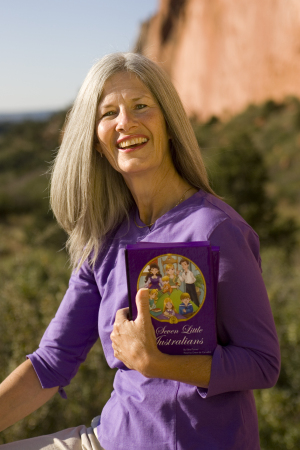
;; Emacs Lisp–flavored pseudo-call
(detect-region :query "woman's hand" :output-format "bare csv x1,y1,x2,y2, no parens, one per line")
110,289,161,376
111,288,212,387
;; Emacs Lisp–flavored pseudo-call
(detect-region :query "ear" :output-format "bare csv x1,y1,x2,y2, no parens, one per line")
94,135,104,157
95,141,102,153
167,128,172,140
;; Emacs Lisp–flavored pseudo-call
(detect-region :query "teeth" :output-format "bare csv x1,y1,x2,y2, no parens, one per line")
118,137,148,148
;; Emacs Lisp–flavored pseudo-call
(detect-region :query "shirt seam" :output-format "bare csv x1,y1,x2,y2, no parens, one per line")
202,195,260,238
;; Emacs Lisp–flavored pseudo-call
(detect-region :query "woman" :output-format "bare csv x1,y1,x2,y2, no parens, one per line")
165,264,180,289
143,263,163,290
0,53,280,449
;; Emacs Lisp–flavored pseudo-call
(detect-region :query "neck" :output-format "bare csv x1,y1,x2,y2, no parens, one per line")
123,163,197,226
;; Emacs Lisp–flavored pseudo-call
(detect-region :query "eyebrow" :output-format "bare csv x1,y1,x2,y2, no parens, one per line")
99,94,153,109
99,103,115,110
131,95,152,101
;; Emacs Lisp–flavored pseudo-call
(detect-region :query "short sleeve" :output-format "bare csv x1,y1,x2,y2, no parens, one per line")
27,258,101,397
199,219,280,398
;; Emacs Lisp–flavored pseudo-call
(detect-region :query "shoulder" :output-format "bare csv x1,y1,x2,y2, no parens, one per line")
203,192,262,268
182,190,259,238
172,190,261,267
188,190,257,234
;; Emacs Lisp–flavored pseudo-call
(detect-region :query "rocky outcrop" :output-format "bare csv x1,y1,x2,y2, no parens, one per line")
135,0,300,120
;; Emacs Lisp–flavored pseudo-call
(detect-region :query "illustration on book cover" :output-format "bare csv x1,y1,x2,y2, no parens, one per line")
137,254,206,324
126,241,218,355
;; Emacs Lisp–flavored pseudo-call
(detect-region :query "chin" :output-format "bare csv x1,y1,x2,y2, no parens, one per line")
118,162,157,177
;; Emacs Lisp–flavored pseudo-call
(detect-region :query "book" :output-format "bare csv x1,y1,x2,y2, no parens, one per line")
125,241,219,356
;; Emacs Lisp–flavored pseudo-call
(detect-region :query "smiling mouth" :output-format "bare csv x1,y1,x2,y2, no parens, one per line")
117,137,148,149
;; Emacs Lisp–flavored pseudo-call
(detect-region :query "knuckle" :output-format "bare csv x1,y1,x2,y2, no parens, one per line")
110,331,116,341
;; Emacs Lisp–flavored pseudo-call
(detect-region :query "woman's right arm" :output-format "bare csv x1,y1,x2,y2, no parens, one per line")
0,359,58,432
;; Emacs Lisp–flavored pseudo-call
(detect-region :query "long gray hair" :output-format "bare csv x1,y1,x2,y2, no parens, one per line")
50,52,216,269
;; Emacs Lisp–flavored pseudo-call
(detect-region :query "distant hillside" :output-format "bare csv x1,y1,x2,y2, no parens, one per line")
0,110,65,214
0,110,58,124
0,110,67,251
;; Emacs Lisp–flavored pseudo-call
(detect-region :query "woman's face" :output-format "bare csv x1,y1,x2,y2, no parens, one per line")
151,267,159,276
166,267,174,276
166,301,172,309
95,71,171,181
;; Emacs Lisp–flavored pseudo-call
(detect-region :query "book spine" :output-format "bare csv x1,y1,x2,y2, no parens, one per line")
125,249,133,320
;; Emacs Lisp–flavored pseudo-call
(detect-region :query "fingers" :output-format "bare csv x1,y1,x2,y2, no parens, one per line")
111,288,150,345
110,326,123,361
111,307,130,343
135,288,150,319
112,342,122,359
114,307,129,325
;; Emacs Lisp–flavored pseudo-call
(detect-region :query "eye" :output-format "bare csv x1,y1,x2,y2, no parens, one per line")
101,110,116,118
135,104,147,110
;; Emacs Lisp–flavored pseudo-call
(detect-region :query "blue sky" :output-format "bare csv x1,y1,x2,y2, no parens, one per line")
0,0,158,113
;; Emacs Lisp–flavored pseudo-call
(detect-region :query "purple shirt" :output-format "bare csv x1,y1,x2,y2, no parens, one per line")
28,190,280,450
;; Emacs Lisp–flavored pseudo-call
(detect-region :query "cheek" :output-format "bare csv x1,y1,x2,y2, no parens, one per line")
95,124,120,169
96,123,114,149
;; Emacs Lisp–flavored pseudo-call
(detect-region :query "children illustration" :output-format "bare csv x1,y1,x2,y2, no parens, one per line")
163,298,177,318
161,276,172,294
138,255,204,321
148,289,160,311
144,263,163,290
177,258,200,307
165,264,180,289
178,293,194,318
158,263,182,304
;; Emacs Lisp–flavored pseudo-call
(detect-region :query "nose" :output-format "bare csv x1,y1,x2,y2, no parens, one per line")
115,107,138,132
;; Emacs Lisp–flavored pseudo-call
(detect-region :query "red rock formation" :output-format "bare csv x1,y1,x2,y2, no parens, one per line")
135,0,300,120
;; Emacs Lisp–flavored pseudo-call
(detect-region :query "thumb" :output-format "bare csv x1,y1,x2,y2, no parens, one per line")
135,288,151,322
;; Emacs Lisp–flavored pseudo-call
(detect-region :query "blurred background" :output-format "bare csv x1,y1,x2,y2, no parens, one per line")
0,0,299,448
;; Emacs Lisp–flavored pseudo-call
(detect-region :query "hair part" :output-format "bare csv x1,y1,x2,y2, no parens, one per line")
50,52,217,270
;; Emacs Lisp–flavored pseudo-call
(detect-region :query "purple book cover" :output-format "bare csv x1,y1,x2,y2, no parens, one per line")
125,241,219,356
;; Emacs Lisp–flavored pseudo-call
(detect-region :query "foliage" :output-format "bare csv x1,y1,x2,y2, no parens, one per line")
0,224,116,445
0,112,65,219
193,98,300,253
194,98,300,210
255,248,300,450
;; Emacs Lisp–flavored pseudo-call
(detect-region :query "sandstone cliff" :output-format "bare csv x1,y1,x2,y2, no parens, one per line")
135,0,300,120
